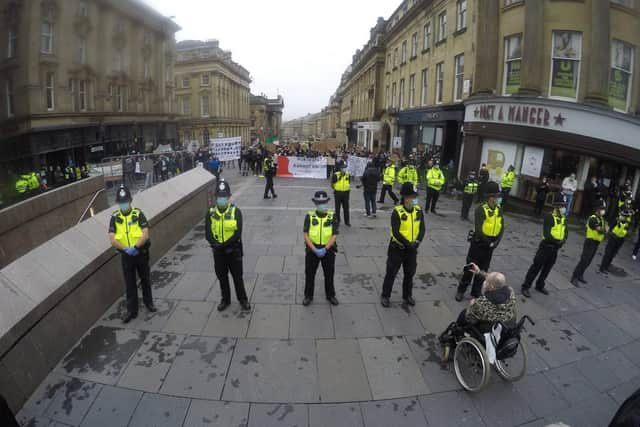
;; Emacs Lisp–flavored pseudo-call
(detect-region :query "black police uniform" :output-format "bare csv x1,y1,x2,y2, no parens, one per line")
332,164,351,226
600,213,632,273
263,157,277,199
571,211,607,284
303,206,339,302
461,176,478,220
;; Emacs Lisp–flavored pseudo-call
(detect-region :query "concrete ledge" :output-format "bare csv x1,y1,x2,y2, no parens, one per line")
0,167,214,412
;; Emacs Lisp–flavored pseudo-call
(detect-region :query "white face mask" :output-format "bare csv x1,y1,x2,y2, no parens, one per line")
598,209,606,216
559,207,567,215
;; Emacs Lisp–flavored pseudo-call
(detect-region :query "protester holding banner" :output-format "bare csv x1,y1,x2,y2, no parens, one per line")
331,160,351,227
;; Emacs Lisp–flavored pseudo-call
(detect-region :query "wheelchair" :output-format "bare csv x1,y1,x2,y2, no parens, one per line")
438,315,534,392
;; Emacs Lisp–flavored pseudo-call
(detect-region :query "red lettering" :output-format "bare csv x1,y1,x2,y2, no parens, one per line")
529,107,536,124
536,108,542,125
498,106,504,121
515,106,521,122
544,109,550,126
522,107,529,123
508,106,516,121
488,105,495,120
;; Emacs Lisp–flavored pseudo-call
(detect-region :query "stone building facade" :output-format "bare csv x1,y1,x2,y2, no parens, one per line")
250,93,284,144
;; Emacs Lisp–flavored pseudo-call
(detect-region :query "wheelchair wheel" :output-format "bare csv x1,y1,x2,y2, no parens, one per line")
453,337,490,392
494,340,528,382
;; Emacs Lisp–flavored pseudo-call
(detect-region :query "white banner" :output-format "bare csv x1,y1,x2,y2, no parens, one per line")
521,146,545,178
210,137,241,161
276,156,327,179
346,155,368,177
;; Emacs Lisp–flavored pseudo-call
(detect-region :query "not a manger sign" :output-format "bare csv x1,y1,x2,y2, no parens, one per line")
471,104,567,128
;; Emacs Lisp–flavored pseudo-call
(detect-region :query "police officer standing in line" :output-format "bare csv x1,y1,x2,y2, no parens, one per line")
303,191,339,306
205,181,251,312
599,207,633,274
108,186,156,323
500,165,516,208
378,158,399,204
477,163,489,202
571,200,607,286
461,170,478,220
455,181,504,301
380,183,425,308
263,154,277,199
332,160,351,227
425,160,445,214
521,194,568,297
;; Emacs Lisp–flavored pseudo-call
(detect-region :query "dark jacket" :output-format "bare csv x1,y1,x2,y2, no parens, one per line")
360,165,380,192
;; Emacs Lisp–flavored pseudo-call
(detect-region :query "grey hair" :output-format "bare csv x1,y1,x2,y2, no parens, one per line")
484,272,506,291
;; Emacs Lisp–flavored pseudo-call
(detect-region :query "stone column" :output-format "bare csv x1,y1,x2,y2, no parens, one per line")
584,0,610,106
472,0,499,95
518,0,544,96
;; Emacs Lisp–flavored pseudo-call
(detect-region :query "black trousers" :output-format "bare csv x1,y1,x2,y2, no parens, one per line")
457,241,495,297
121,252,152,315
632,233,640,256
501,188,511,208
364,190,377,215
425,188,440,212
381,244,417,299
0,395,18,427
304,248,336,298
461,194,474,219
213,247,248,303
522,242,559,290
334,191,350,225
572,239,600,279
264,175,276,197
534,197,545,216
379,184,398,203
601,236,624,271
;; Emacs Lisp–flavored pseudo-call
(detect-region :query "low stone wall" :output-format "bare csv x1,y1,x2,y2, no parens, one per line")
0,175,108,269
0,167,214,412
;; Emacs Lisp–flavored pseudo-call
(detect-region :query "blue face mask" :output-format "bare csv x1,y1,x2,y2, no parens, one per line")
317,203,329,213
411,198,419,207
119,202,130,212
216,197,229,208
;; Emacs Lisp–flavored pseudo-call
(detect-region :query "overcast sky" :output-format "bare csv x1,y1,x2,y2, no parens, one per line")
143,0,397,121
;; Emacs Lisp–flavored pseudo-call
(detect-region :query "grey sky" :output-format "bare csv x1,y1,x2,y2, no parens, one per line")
143,0,397,120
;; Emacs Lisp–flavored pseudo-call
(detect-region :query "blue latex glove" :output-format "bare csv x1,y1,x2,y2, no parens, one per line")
315,248,327,258
125,247,139,256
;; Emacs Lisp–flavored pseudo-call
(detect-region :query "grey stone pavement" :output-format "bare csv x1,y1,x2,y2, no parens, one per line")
17,173,640,427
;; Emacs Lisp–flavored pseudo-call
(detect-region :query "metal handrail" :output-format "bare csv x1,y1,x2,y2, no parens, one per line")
77,188,106,224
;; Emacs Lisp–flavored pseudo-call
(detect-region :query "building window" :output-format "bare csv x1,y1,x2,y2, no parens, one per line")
116,85,124,112
143,61,149,79
391,82,397,108
437,11,447,42
41,22,53,53
69,79,75,111
114,51,122,72
182,96,191,115
79,0,88,16
201,74,209,86
435,62,444,103
611,0,633,7
7,29,17,58
423,22,432,50
399,78,405,109
421,68,428,105
182,77,190,88
385,85,390,108
387,53,392,70
409,74,416,107
6,79,14,117
401,41,407,64
550,31,582,100
503,34,522,95
609,39,634,112
504,0,523,5
393,48,398,67
410,33,418,57
78,37,86,64
45,72,55,110
454,54,464,101
456,0,467,31
79,80,87,111
201,94,209,117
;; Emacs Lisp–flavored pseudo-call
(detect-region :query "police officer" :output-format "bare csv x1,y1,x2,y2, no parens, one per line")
303,191,339,306
380,182,425,308
64,165,74,183
378,158,399,204
425,160,445,214
455,181,504,301
205,181,251,312
15,173,29,196
477,163,490,202
108,186,155,323
263,154,277,199
461,171,478,220
521,194,568,297
500,165,516,208
600,208,633,274
571,200,607,286
332,160,351,227
398,159,418,188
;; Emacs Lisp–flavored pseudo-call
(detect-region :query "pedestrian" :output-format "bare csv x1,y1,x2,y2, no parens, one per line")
500,165,516,209
326,152,335,179
205,181,251,312
425,160,445,214
378,157,399,204
303,190,339,306
534,176,550,216
632,228,640,261
583,175,600,217
331,160,351,227
571,200,607,286
108,186,156,323
599,207,633,274
561,172,577,216
477,163,489,202
461,170,478,220
263,154,277,199
208,156,220,181
360,161,380,217
380,182,425,308
521,194,568,297
455,181,504,301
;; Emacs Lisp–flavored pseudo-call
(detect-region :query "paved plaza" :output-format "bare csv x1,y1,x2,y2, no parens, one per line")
16,175,640,427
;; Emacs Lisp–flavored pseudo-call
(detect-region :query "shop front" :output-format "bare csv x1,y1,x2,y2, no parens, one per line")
461,97,640,214
355,121,382,151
